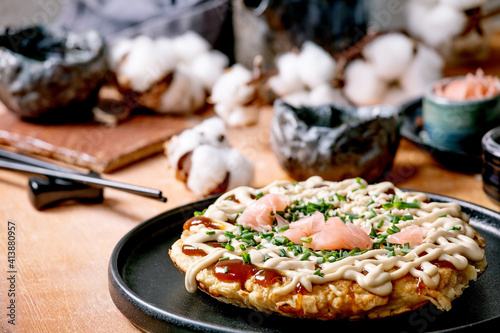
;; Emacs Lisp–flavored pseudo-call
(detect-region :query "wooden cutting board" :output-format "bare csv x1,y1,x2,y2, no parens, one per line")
0,103,205,173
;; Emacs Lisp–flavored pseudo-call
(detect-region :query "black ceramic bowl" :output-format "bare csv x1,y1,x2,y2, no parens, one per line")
482,126,500,205
270,100,401,182
0,25,107,123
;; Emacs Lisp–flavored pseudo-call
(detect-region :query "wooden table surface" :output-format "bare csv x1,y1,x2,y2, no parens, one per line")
2,30,500,332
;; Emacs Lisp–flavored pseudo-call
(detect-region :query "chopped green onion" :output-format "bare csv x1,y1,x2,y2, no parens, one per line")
218,257,230,261
349,247,360,255
263,254,270,261
224,266,229,273
383,202,421,209
300,252,311,261
438,214,447,218
300,237,312,243
448,226,461,231
335,193,347,201
314,268,325,277
402,215,414,220
206,231,216,235
346,213,359,220
278,225,290,232
239,244,246,251
242,251,251,264
368,208,377,220
273,236,288,245
366,199,375,207
225,244,235,251
255,192,264,200
377,219,385,228
279,248,287,257
317,257,326,264
193,209,207,216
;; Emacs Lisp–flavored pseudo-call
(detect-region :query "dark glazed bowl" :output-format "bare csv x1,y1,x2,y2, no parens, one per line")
270,100,401,182
482,126,500,205
0,26,108,123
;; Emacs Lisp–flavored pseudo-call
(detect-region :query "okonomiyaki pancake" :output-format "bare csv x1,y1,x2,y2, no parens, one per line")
169,177,487,320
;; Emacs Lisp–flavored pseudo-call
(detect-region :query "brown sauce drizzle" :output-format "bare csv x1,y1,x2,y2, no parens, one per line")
295,282,309,295
213,259,283,290
254,268,283,287
416,277,426,295
430,260,456,270
182,241,225,257
182,244,207,256
226,195,240,203
183,216,221,230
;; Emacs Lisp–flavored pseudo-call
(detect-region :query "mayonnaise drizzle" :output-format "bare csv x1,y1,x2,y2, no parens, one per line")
182,177,485,296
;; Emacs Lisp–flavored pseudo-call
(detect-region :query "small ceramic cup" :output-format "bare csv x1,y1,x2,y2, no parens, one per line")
482,126,500,204
422,77,500,154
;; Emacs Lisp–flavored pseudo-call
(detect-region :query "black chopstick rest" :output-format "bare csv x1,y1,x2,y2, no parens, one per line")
28,174,104,210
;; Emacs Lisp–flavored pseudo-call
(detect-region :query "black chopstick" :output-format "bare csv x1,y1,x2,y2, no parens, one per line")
0,148,82,174
0,156,167,203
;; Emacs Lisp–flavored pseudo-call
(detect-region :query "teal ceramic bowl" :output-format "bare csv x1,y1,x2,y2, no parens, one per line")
422,77,500,155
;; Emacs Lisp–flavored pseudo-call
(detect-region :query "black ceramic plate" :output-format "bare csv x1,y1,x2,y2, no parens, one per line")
109,194,500,333
400,99,482,173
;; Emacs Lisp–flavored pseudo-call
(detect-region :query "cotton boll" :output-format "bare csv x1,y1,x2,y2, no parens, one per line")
173,31,211,65
224,147,254,190
155,66,207,114
401,43,444,99
116,36,161,92
363,33,414,82
153,37,179,74
210,64,255,105
268,74,305,97
186,145,229,196
191,117,229,148
108,38,134,71
166,117,229,170
275,52,302,85
166,129,201,170
406,1,435,43
165,117,254,195
189,50,229,91
297,42,336,89
308,84,346,106
344,59,386,106
225,105,259,127
269,52,305,96
281,90,311,108
211,64,260,127
417,4,468,48
383,86,411,106
440,0,486,10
